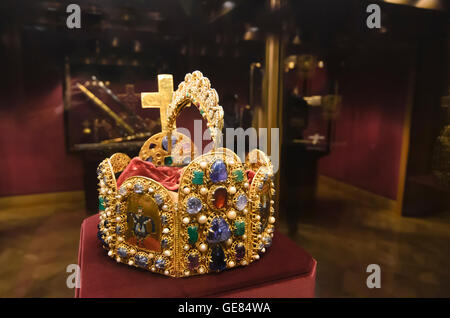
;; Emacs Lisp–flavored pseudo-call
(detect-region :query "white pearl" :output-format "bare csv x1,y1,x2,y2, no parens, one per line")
184,245,190,251
116,216,121,222
130,249,136,254
227,159,235,165
270,200,274,205
200,161,207,169
242,260,248,265
199,243,207,252
261,248,266,253
184,270,190,276
163,228,169,234
256,215,261,221
226,238,233,246
148,187,154,193
128,260,134,265
228,260,235,267
116,257,121,262
183,187,190,194
162,204,168,211
242,234,247,239
243,208,248,214
182,217,190,224
244,182,249,188
227,210,236,219
200,187,208,195
164,270,169,275
198,215,207,224
107,236,112,241
269,216,276,224
164,250,171,257
108,190,112,195
118,236,124,242
106,211,111,216
151,267,155,271
199,267,205,274
108,250,113,256
228,186,236,194
149,253,154,259
254,254,260,260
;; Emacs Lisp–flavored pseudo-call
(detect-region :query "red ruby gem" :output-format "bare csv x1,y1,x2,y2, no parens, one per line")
213,187,227,209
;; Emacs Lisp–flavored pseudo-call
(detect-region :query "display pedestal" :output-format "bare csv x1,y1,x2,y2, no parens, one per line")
75,214,317,298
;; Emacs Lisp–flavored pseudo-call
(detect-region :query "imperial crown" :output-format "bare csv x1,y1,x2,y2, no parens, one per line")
96,71,276,277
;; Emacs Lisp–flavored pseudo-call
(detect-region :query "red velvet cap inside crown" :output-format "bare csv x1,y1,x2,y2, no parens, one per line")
116,157,258,192
116,158,183,191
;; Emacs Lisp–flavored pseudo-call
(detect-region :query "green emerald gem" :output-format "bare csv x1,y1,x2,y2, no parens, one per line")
164,156,173,166
98,197,106,211
232,170,244,182
192,170,204,185
234,221,245,236
188,226,198,245
200,110,204,115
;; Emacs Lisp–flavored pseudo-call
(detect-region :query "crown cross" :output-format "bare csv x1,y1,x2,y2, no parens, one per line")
141,74,174,133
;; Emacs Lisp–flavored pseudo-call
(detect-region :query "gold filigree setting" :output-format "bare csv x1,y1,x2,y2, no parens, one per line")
96,71,276,277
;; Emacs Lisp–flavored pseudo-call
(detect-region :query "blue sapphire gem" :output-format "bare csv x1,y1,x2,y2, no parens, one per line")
235,244,245,261
135,255,148,267
209,159,228,183
117,247,128,258
188,254,199,270
162,135,177,151
155,257,166,269
263,236,272,248
209,245,226,272
206,217,231,243
116,225,122,234
187,197,202,214
161,238,168,249
235,194,248,211
97,230,108,248
161,214,168,225
134,183,144,194
146,156,153,162
115,204,121,214
154,194,164,206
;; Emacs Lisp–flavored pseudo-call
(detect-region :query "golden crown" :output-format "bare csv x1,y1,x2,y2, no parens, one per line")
96,71,276,277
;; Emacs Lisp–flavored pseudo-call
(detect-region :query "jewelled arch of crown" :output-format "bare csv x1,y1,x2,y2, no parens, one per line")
96,71,276,277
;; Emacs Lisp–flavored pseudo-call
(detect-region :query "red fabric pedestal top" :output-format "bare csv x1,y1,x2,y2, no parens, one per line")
76,214,316,298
